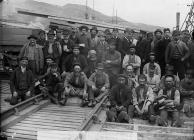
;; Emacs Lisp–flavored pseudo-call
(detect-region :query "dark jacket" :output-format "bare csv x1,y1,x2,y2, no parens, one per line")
43,41,61,60
10,67,34,94
110,84,133,107
62,54,88,73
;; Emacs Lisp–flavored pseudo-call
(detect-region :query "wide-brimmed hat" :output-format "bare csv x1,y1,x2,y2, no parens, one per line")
27,35,38,40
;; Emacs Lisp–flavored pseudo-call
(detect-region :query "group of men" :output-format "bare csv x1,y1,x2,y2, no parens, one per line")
8,25,194,127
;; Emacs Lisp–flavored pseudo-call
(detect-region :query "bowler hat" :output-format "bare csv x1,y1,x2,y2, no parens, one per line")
27,35,38,40
79,25,89,31
73,62,81,69
154,29,163,35
50,62,57,68
163,28,170,33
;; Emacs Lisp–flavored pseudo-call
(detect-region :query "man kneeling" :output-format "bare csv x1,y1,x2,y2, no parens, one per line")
64,63,88,106
9,57,34,105
106,74,134,123
132,74,156,124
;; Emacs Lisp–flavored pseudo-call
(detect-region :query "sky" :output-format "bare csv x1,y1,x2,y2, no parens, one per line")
35,0,193,28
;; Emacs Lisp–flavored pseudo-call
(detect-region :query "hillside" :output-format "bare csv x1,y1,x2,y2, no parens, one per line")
1,0,163,31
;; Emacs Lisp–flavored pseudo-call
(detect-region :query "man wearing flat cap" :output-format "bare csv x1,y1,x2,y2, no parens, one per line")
77,25,91,57
188,30,194,70
165,30,190,80
106,74,134,123
9,57,34,105
43,30,62,67
60,29,75,70
151,29,163,52
88,63,110,107
37,30,46,47
90,26,99,49
155,28,171,76
103,38,121,87
19,34,44,76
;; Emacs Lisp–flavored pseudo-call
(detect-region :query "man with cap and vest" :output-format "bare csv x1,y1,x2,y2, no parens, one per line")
104,28,112,42
132,74,156,123
69,27,79,44
43,30,62,67
103,38,121,87
155,28,171,76
112,28,122,52
165,30,190,80
19,34,44,76
95,31,109,62
189,30,194,70
143,52,161,78
122,44,141,75
9,57,34,105
106,74,134,123
88,63,110,107
55,28,63,43
157,74,181,127
64,62,88,106
90,26,99,49
62,45,88,74
179,69,194,117
60,28,75,70
77,25,91,57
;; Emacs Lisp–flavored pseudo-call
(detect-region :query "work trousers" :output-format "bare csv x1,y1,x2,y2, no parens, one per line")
170,59,185,80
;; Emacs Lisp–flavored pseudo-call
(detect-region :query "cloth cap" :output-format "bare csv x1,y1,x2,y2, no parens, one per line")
79,25,89,31
172,30,181,36
96,63,104,70
90,26,98,33
154,29,163,35
163,28,170,33
20,56,28,61
27,35,38,40
47,30,55,35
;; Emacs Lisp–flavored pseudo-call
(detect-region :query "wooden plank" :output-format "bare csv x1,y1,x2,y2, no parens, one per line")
5,132,36,140
34,111,88,117
11,125,75,131
18,120,79,128
21,119,81,126
26,115,82,123
39,109,91,114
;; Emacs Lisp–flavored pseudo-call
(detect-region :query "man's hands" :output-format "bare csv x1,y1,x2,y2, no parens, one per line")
26,91,31,96
13,91,18,97
100,86,106,92
92,85,97,90
83,91,87,99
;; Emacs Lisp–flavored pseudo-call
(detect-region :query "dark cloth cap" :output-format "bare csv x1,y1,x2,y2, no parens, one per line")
163,28,170,33
90,26,98,32
96,63,104,70
154,29,163,35
98,31,105,37
172,30,180,36
73,44,80,50
47,30,55,35
138,74,147,81
79,25,89,31
20,56,28,61
45,55,54,60
27,35,38,40
56,29,63,33
186,69,194,75
129,44,136,49
124,28,133,33
164,74,175,80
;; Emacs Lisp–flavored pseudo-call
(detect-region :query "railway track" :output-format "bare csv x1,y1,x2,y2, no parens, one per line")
1,80,194,140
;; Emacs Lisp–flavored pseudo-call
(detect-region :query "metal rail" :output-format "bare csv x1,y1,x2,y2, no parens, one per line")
0,93,44,121
78,95,107,131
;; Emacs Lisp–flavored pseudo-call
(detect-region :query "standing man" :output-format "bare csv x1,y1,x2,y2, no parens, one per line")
36,30,47,47
106,74,134,123
77,25,91,57
155,28,171,76
9,57,34,105
19,34,44,76
90,26,99,49
103,38,121,87
152,29,163,51
43,30,62,66
157,74,181,127
88,63,110,107
165,30,190,80
122,44,141,75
